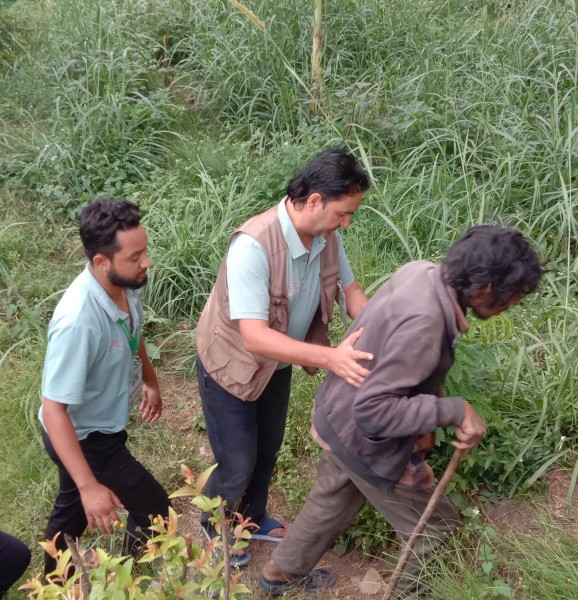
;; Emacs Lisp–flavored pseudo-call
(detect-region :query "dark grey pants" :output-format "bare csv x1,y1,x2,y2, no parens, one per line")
197,357,292,531
272,452,460,599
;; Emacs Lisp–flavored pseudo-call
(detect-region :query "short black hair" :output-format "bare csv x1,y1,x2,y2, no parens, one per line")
287,148,370,205
79,198,141,262
442,225,545,304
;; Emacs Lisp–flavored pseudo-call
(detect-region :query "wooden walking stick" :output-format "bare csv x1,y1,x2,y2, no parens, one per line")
383,447,465,600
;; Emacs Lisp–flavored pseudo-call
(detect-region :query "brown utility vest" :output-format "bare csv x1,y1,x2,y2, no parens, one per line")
196,205,339,401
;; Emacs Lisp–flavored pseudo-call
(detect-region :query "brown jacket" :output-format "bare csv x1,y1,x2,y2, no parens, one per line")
196,205,339,401
313,261,465,491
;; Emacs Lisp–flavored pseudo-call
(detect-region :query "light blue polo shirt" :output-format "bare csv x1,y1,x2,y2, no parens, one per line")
226,198,354,367
39,266,144,440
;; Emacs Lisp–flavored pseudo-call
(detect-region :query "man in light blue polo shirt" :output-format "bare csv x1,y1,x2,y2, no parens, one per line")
227,200,356,360
40,267,145,439
196,148,373,565
40,198,169,576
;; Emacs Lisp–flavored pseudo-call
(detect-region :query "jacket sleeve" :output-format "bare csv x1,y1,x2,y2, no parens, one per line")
351,312,464,439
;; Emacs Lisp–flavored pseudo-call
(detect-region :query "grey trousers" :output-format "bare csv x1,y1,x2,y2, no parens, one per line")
272,452,460,598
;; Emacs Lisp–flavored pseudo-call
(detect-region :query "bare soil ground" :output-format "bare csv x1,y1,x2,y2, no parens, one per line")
487,468,578,539
159,370,578,597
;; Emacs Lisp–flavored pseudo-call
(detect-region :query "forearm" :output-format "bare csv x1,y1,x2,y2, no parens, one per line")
353,392,464,439
42,400,97,491
138,336,159,387
240,323,334,369
239,319,372,387
343,281,368,319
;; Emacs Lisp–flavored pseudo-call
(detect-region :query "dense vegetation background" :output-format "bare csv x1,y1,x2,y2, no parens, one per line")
2,0,578,597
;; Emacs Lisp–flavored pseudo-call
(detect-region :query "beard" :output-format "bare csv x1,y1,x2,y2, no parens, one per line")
107,266,148,290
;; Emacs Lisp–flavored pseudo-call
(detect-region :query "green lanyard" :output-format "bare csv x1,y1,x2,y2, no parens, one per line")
118,318,139,358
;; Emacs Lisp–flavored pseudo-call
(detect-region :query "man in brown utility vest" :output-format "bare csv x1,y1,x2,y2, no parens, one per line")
195,148,373,565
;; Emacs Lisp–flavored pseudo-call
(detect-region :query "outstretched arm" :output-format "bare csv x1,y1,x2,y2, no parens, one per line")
239,320,373,388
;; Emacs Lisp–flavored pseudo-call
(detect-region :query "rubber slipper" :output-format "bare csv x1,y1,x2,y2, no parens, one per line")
259,568,334,596
202,525,251,567
252,515,292,543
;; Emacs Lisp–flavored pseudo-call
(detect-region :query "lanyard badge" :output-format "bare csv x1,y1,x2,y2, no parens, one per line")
118,318,142,410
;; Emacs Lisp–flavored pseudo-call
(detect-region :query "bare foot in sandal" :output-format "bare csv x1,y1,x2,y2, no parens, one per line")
252,516,292,542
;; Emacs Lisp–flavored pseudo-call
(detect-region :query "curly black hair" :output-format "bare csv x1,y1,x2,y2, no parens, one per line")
79,198,141,262
442,225,545,304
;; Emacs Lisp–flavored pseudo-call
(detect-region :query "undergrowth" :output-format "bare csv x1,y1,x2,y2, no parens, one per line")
2,0,578,588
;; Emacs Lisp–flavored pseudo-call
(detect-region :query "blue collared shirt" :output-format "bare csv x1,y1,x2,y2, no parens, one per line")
39,266,144,440
226,198,354,366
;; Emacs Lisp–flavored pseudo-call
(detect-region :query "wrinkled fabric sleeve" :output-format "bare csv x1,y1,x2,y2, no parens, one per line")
352,312,464,438
42,324,102,405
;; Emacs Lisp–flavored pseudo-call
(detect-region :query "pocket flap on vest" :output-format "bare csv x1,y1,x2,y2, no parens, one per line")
207,330,260,385
227,356,260,385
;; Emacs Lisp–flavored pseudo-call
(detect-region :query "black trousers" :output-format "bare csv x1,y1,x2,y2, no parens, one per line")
43,429,170,574
197,357,292,531
0,530,31,597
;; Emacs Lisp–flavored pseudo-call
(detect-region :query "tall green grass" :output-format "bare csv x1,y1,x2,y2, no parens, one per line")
428,516,578,599
3,0,578,570
1,0,188,217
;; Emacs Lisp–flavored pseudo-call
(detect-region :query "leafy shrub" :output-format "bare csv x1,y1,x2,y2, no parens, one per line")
22,466,252,599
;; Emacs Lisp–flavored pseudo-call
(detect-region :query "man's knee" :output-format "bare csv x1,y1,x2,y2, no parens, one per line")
208,446,257,491
212,466,254,502
46,508,88,549
117,470,170,521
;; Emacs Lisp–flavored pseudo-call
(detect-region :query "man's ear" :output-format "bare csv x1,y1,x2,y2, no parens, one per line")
92,253,111,272
305,192,323,211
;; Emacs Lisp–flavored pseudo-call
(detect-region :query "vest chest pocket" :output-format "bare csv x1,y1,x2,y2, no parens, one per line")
268,295,289,333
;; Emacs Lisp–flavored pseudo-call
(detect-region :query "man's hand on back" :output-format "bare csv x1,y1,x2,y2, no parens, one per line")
329,327,373,388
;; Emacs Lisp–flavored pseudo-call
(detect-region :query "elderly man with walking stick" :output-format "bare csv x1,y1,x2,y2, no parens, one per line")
259,225,544,598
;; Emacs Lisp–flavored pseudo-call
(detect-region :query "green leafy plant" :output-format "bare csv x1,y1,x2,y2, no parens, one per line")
462,507,512,598
21,465,251,599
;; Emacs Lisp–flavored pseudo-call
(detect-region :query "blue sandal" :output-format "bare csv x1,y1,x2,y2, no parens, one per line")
259,568,335,596
252,516,292,543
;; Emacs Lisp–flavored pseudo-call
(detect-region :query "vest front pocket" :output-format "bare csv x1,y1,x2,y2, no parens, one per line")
206,328,260,386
